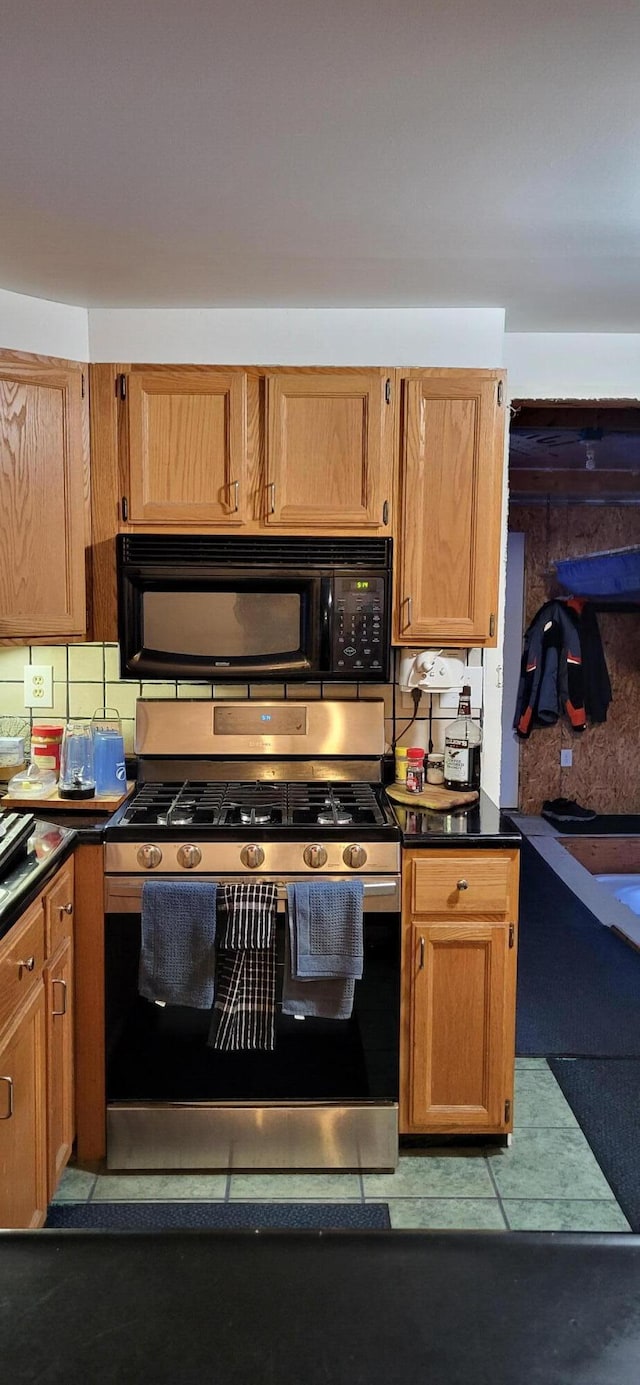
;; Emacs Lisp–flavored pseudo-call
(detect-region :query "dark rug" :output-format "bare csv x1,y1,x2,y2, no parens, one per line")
549,1058,640,1232
45,1202,391,1231
516,839,640,1056
551,814,640,835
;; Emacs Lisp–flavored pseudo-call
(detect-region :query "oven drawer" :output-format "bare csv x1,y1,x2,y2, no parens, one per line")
409,851,518,920
105,874,400,914
0,898,46,1032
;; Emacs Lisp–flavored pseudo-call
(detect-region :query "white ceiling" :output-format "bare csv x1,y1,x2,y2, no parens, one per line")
1,0,639,329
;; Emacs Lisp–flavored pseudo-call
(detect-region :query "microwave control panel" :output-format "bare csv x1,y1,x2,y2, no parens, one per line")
332,576,386,675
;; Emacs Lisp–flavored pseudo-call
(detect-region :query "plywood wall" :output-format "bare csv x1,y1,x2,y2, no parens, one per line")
509,505,640,814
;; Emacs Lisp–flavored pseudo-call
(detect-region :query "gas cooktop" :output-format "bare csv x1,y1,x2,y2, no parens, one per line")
109,780,392,835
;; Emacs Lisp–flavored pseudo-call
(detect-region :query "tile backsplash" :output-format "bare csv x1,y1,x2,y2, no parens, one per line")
0,644,482,757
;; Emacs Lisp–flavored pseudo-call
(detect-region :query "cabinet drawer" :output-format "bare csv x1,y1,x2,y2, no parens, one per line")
0,899,46,1032
43,860,74,957
410,851,518,920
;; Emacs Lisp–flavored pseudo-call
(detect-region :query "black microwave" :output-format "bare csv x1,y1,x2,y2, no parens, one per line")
117,535,392,682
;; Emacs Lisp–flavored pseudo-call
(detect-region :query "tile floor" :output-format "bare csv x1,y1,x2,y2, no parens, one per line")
53,1060,631,1232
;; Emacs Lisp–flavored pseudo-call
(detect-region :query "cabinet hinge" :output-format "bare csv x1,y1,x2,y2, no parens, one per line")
117,373,127,401
81,372,85,398
385,378,392,405
489,612,496,638
121,496,129,522
504,1099,511,1124
509,923,515,948
497,380,504,406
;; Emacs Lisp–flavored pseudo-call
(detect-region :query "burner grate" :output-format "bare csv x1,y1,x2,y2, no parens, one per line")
118,779,386,831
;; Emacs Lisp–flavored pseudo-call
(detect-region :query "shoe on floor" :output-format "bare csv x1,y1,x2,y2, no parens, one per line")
542,797,598,823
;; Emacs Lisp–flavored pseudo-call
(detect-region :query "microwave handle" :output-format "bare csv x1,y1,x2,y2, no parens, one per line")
319,577,333,670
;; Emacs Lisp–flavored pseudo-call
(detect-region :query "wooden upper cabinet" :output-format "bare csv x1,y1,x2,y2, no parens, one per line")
0,354,87,640
264,371,393,530
396,369,506,646
125,367,248,525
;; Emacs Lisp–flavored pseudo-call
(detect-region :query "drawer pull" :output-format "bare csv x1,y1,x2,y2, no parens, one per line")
0,1076,13,1119
59,903,73,916
17,955,35,974
419,936,425,970
456,879,469,891
52,979,67,1017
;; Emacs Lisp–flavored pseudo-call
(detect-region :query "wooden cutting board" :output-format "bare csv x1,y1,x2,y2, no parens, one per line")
1,782,135,812
385,783,479,811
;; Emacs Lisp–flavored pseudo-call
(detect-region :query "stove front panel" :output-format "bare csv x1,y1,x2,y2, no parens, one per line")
105,839,400,877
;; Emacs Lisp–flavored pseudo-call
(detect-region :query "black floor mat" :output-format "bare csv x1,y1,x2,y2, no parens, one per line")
516,840,640,1056
549,1059,640,1232
45,1202,391,1230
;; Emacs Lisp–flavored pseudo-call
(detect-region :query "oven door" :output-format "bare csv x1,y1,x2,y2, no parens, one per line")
104,875,400,1171
118,568,324,680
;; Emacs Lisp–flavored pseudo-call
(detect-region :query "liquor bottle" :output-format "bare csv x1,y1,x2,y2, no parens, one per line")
443,685,481,791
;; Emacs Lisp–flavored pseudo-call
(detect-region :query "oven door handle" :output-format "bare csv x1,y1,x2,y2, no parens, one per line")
105,875,400,913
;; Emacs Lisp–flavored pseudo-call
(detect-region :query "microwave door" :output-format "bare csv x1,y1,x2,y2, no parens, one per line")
122,578,320,680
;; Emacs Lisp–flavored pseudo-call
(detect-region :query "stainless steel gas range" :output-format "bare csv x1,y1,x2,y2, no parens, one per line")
104,699,401,1172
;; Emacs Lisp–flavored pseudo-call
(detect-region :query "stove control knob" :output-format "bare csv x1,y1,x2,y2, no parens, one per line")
303,844,328,869
343,844,367,869
241,843,265,869
177,844,202,870
137,844,162,870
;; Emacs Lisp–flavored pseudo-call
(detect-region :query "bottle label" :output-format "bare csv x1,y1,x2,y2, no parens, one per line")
444,739,470,784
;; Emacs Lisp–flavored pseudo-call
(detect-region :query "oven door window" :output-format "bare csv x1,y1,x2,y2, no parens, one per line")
123,578,318,678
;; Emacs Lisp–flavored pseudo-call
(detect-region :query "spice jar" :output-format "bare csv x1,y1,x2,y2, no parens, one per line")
394,745,409,784
426,752,445,785
31,723,64,777
405,747,425,794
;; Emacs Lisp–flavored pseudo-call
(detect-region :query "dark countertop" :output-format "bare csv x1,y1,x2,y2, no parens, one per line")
1,1230,639,1384
0,820,77,943
386,789,522,849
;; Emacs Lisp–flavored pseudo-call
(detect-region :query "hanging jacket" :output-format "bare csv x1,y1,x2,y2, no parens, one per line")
514,600,587,738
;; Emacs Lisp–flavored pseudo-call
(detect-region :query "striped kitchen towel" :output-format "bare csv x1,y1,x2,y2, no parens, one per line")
208,881,277,1051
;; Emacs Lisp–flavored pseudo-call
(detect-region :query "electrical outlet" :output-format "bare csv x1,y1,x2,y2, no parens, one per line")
24,664,53,708
560,748,573,768
438,667,484,710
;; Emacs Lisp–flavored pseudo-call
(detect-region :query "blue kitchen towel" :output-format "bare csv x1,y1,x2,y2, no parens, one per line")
282,898,355,1020
139,880,218,1008
288,880,364,979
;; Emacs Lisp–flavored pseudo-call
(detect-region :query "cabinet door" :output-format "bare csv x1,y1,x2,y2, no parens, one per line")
0,982,47,1228
265,372,392,529
397,370,505,646
45,937,74,1199
0,358,86,639
406,921,514,1132
126,368,248,524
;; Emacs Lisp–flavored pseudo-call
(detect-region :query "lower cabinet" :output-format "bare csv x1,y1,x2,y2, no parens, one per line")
45,933,75,1198
400,848,519,1136
0,857,75,1228
0,981,48,1229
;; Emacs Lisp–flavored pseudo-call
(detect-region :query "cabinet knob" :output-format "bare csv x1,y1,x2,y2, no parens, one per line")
457,878,469,891
59,903,73,915
17,955,35,974
0,1076,14,1120
303,844,328,869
